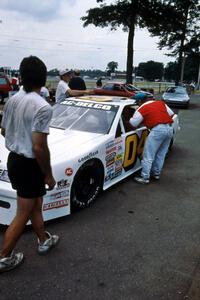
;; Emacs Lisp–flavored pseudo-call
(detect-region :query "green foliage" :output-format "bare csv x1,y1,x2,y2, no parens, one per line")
146,0,200,82
183,53,200,82
137,60,164,81
164,62,179,81
47,69,59,76
81,0,165,83
106,61,118,75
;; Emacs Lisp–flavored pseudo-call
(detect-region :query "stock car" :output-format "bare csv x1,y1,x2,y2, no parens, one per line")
0,96,179,225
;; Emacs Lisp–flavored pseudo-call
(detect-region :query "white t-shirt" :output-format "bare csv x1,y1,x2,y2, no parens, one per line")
55,80,69,103
1,89,53,158
40,86,50,99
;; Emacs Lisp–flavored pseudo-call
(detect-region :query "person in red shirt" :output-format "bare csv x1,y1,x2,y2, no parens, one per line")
129,93,174,184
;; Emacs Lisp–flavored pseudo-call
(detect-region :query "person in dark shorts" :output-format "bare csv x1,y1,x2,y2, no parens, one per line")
0,56,59,273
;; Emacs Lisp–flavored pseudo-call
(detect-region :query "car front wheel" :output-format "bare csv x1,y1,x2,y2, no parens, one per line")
71,160,104,210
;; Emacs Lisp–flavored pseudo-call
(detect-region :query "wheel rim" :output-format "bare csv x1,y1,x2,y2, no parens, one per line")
72,166,102,206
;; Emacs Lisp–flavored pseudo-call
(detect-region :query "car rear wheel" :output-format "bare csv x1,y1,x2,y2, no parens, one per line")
71,160,104,210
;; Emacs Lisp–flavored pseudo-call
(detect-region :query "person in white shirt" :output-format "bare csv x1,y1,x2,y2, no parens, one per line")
40,86,50,102
55,69,93,103
0,56,59,273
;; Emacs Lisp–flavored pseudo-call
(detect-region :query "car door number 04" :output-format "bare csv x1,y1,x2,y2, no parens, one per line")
123,130,148,171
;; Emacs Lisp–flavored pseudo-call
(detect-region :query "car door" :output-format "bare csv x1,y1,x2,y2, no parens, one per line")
103,105,148,189
120,105,148,176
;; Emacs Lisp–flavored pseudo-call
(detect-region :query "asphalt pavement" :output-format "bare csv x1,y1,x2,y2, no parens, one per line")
0,94,200,300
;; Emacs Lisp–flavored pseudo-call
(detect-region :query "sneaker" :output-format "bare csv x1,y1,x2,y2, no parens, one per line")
0,251,24,273
134,176,149,184
151,175,160,180
38,231,59,255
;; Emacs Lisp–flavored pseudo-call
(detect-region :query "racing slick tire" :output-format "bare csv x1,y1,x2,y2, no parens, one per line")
70,160,104,210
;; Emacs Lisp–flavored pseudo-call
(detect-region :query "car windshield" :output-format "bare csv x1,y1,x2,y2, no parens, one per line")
125,84,139,92
50,100,119,134
0,78,7,85
166,87,186,94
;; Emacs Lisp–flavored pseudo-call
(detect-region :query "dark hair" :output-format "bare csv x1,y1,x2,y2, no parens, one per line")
73,69,80,76
20,56,47,92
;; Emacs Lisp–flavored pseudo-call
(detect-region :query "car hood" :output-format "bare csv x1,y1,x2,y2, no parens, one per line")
0,128,107,167
48,127,106,162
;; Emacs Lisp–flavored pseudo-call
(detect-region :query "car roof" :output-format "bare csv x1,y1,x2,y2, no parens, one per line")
166,86,186,90
63,95,136,106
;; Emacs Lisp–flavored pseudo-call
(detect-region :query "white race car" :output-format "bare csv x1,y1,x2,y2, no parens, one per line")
0,96,179,225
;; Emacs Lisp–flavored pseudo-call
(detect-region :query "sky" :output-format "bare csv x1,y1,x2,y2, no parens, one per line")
0,0,175,71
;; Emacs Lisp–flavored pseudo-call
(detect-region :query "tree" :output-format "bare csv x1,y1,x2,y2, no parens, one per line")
106,61,118,76
182,53,200,82
164,62,178,82
147,0,200,84
47,69,59,76
137,60,164,81
81,0,173,84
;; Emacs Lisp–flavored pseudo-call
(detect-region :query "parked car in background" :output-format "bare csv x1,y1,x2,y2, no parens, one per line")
162,86,190,108
126,84,154,95
0,73,12,104
94,82,153,98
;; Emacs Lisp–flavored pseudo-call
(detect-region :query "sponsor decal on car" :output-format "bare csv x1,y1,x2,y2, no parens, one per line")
106,138,123,154
106,164,115,173
56,179,70,190
78,150,98,163
105,152,116,167
43,199,69,211
62,100,119,112
106,146,116,155
65,168,73,176
47,190,69,200
115,153,123,166
105,169,122,182
106,141,115,149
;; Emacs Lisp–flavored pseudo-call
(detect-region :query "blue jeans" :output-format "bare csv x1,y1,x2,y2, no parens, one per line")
141,124,173,179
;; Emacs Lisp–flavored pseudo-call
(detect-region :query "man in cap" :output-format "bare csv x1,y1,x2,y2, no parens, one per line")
55,69,92,103
69,69,86,90
129,93,174,184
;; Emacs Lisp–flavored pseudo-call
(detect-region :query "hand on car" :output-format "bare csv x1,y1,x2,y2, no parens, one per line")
45,174,56,190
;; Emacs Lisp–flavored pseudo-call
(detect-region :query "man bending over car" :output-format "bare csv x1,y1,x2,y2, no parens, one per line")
129,93,174,184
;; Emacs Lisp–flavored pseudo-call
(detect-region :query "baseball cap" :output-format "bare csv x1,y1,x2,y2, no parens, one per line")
133,92,147,101
59,69,72,76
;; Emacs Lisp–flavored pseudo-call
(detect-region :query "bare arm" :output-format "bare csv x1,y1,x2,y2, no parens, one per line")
67,89,93,96
32,132,56,190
